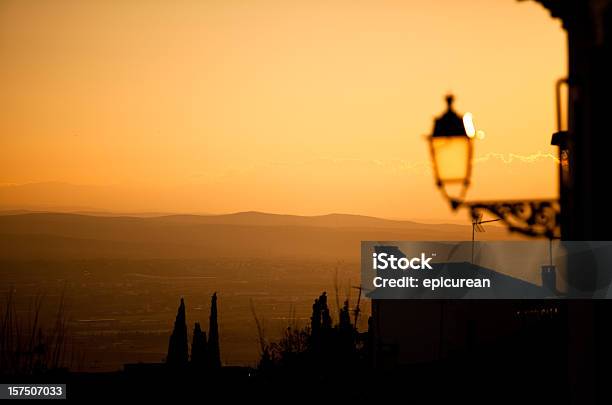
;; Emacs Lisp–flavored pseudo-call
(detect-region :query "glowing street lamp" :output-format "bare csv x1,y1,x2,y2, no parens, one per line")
425,94,561,239
428,94,474,208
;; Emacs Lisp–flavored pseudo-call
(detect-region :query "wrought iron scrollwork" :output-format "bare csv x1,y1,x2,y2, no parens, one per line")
464,199,560,239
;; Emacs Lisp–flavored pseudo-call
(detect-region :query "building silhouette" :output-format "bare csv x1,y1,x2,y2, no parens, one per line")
532,3,612,403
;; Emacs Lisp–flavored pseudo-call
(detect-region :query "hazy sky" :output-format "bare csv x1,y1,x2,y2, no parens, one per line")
0,0,565,220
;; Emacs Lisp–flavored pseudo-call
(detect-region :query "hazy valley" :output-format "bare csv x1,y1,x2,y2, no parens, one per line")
0,211,520,370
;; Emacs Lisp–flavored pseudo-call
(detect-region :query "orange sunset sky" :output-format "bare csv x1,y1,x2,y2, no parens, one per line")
0,0,565,222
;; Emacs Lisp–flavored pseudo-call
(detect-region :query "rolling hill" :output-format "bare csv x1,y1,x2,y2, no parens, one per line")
0,211,521,260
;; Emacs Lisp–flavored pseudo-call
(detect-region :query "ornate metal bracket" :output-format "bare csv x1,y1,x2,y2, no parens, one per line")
452,199,561,239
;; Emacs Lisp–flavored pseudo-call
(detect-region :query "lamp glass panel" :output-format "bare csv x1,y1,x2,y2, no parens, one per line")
431,136,471,183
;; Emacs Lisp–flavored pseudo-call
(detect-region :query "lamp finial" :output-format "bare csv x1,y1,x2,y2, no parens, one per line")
445,94,454,110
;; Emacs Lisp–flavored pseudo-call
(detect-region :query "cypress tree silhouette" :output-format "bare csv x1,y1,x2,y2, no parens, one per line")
320,292,332,330
310,297,321,338
190,322,208,367
367,315,374,367
167,297,189,366
339,300,352,331
338,299,355,360
310,292,331,332
309,292,332,354
207,292,221,369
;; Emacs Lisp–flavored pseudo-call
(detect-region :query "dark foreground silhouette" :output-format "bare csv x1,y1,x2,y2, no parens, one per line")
1,291,574,403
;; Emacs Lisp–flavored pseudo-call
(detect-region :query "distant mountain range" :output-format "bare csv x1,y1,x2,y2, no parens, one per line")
0,211,521,261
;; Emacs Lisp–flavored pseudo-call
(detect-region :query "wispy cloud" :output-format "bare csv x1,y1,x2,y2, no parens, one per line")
474,151,559,165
